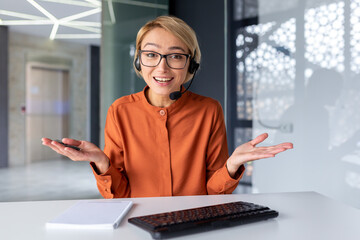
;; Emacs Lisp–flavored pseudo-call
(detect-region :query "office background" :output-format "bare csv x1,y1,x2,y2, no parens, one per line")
0,0,359,209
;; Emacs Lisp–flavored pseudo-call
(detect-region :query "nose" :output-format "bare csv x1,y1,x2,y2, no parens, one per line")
157,56,169,70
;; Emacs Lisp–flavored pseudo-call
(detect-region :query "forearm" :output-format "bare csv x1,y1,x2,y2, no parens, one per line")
93,156,110,174
226,156,241,179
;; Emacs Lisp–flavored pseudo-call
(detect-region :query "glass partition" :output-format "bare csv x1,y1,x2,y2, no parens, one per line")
101,0,168,146
248,0,360,208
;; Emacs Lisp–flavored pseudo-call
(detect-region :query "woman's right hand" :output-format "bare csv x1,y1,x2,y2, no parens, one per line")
41,138,110,174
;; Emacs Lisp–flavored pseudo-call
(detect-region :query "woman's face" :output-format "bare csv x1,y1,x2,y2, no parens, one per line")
140,27,190,99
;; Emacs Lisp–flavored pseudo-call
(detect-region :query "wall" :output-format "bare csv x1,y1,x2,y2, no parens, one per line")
90,46,100,147
8,31,89,166
169,0,226,108
0,26,8,168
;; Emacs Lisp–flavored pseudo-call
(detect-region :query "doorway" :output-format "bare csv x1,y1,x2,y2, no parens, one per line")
26,63,70,164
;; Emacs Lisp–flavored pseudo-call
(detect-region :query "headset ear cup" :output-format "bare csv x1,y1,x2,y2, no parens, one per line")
188,58,199,74
134,56,141,71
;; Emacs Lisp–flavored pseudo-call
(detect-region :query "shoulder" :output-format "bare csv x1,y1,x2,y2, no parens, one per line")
109,91,143,111
185,92,225,128
187,92,223,112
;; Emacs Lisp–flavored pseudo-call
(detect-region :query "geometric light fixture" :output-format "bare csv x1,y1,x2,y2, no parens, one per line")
0,0,102,40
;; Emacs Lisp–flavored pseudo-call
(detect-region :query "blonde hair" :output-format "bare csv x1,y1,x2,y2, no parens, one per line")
134,15,201,82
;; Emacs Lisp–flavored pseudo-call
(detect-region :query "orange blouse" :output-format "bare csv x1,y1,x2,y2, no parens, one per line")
91,86,245,198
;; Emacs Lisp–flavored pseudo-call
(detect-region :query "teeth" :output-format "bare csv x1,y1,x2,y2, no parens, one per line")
154,77,172,82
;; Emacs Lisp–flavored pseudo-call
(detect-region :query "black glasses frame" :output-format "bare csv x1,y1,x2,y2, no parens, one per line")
139,50,191,69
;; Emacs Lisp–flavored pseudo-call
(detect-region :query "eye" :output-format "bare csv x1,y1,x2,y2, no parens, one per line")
169,54,185,60
145,52,157,58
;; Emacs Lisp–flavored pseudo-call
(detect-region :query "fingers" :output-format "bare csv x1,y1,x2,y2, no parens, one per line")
41,138,52,145
256,144,292,155
271,142,293,150
42,138,82,151
50,140,69,154
266,147,287,156
237,147,287,164
42,139,64,155
235,143,292,162
250,133,268,146
42,138,57,150
280,142,294,149
41,138,84,161
251,147,283,158
249,133,293,150
62,138,81,147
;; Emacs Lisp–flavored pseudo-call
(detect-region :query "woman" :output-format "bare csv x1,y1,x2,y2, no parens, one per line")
42,16,293,198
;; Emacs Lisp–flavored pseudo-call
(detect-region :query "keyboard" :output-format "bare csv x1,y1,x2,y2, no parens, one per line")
128,200,279,239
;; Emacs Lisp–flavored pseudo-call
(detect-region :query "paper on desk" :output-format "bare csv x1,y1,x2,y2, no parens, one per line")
46,200,133,230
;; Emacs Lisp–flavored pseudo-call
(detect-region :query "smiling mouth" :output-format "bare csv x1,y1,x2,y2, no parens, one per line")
154,77,173,83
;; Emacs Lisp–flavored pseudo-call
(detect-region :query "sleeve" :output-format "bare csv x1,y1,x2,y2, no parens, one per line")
206,102,245,194
90,104,131,198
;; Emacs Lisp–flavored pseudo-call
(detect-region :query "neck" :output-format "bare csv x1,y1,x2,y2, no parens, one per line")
146,88,175,108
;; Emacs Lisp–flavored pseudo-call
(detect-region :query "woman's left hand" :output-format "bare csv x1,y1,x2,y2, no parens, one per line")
226,133,293,178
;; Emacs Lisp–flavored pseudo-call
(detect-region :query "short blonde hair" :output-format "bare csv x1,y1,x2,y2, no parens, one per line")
134,15,201,82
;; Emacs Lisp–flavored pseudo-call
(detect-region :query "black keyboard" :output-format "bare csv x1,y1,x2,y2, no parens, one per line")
128,200,279,239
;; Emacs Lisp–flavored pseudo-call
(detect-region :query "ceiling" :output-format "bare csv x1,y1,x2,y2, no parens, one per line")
0,0,101,46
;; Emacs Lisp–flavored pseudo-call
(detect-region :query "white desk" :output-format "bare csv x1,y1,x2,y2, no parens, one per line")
1,192,359,240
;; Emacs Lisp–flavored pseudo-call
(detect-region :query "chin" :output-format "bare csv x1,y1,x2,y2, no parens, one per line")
149,88,171,96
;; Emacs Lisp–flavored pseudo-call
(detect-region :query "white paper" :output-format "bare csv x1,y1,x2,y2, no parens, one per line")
46,200,133,229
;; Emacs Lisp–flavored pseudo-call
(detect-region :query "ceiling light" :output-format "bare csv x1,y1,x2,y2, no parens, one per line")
0,0,101,42
107,0,116,24
0,20,52,25
60,8,101,23
84,0,101,7
65,21,101,27
49,22,59,40
27,0,57,22
62,23,100,33
39,0,99,7
56,34,100,39
113,0,168,10
0,10,47,20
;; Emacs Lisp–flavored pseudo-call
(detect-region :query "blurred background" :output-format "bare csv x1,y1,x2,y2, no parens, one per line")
0,0,359,209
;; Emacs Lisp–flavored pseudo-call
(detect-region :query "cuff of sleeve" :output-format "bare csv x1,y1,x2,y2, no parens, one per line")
230,164,246,180
90,162,114,198
222,163,245,181
221,163,245,193
208,164,246,194
90,161,112,176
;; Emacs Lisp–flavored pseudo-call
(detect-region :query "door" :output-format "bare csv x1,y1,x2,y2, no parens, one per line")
26,64,69,163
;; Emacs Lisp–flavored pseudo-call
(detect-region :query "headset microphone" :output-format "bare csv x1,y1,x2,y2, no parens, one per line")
169,91,182,100
169,70,197,100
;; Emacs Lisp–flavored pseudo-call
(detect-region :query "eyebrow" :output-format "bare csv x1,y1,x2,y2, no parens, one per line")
168,46,186,52
142,43,187,53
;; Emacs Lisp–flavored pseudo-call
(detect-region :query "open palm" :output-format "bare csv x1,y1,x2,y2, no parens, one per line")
41,138,110,173
227,133,293,176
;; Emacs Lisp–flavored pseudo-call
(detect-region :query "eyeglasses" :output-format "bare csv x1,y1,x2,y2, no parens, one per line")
139,50,191,69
